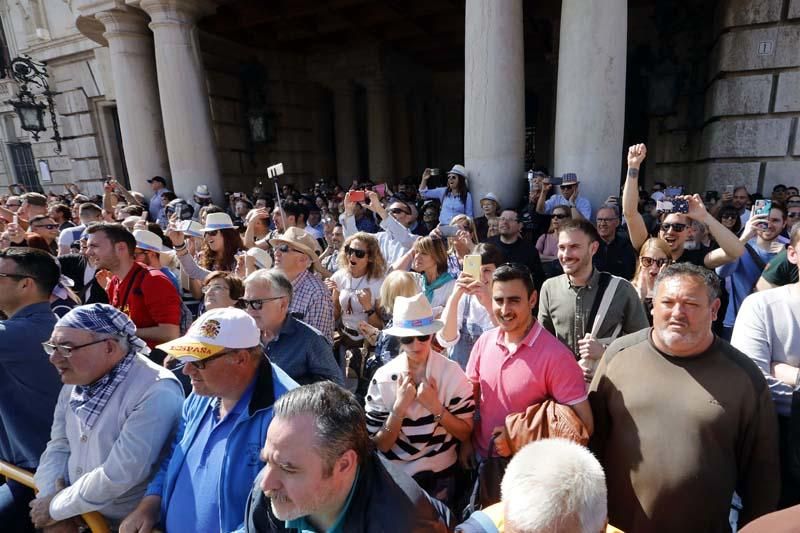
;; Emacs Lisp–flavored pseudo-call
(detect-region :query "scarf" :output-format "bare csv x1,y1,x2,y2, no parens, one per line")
69,351,135,430
421,272,454,303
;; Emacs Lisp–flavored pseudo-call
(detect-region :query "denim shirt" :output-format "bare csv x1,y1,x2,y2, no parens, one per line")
264,316,344,386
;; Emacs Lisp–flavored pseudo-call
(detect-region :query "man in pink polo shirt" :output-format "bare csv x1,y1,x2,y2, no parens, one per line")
464,263,593,462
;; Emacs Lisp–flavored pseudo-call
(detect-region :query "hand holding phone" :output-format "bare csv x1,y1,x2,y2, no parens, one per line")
438,225,458,238
463,254,481,280
349,190,365,202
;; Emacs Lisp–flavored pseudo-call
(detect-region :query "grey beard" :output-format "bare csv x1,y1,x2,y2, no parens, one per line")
683,240,699,250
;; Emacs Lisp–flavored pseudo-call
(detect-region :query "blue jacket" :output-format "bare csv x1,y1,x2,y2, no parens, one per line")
264,316,343,386
0,301,60,469
146,361,297,532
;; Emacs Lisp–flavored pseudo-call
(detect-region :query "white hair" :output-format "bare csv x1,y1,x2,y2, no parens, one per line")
501,438,607,533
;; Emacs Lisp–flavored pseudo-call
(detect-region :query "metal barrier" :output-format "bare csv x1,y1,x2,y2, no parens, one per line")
0,460,110,533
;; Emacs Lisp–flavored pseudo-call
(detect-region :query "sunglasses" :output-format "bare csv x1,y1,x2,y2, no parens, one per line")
660,223,687,233
33,224,59,230
560,184,576,189
399,334,431,344
640,256,671,268
720,214,737,219
788,212,800,218
275,243,302,254
344,245,367,259
553,214,570,220
188,349,236,370
204,230,220,237
389,208,411,216
238,296,285,311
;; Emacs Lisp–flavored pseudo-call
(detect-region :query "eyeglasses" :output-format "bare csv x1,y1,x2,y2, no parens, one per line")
560,184,576,190
344,245,367,259
640,256,671,268
188,349,237,370
42,337,112,357
202,284,229,294
275,244,302,254
32,224,59,230
0,272,31,280
660,223,687,233
399,334,431,344
596,218,618,223
238,296,285,310
553,214,570,220
6,203,20,208
389,208,411,216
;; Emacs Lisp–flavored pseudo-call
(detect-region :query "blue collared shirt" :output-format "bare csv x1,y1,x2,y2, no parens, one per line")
263,316,343,386
286,467,360,533
164,380,255,533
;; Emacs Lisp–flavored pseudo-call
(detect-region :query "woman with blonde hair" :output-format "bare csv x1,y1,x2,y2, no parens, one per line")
444,214,479,276
632,237,673,323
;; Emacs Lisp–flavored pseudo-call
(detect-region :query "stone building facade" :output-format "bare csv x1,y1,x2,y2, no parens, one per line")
0,0,795,212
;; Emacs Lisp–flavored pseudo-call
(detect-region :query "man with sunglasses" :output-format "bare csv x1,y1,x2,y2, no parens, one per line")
0,248,63,532
542,173,592,221
623,144,745,268
242,269,342,386
30,304,183,532
27,214,60,254
121,307,298,533
343,190,418,264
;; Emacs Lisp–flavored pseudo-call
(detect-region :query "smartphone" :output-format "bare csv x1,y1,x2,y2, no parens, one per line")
656,199,689,214
753,199,772,216
142,211,149,221
374,183,386,198
439,225,459,238
545,176,563,186
463,254,481,280
177,220,193,233
664,186,683,198
174,204,183,219
430,168,440,176
724,184,734,195
349,190,365,202
12,214,17,225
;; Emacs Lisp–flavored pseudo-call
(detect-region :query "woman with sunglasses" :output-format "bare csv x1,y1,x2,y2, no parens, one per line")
365,293,474,507
201,271,244,311
631,238,673,324
441,214,479,277
169,212,244,281
717,206,743,236
325,232,386,353
419,165,474,225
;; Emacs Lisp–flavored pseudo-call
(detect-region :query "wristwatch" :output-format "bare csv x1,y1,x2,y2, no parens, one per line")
433,409,444,422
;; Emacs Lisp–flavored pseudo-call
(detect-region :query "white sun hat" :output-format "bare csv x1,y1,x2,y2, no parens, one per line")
203,212,236,232
133,229,165,253
382,293,444,337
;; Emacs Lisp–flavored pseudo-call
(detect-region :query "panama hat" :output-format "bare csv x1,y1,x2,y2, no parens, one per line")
448,164,468,179
133,229,165,253
269,227,322,272
203,212,236,232
246,247,273,269
181,221,205,238
157,307,261,362
194,184,212,199
561,173,580,186
383,293,444,337
481,192,500,203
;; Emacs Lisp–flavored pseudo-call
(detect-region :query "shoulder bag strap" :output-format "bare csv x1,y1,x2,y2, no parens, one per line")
591,276,622,339
744,243,768,272
585,273,611,336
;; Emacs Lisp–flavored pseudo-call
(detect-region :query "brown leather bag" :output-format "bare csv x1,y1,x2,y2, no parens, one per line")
501,399,590,456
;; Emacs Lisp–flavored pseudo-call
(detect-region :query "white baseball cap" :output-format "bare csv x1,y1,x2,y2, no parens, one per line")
157,307,261,362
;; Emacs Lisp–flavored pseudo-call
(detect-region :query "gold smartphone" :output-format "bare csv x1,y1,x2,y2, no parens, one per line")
463,254,482,280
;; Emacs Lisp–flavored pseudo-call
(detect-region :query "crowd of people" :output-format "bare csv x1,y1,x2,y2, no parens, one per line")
0,145,798,532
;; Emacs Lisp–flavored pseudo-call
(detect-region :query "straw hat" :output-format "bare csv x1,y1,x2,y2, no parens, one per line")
246,247,272,269
203,212,236,232
448,164,468,179
133,229,165,253
383,293,444,337
269,227,322,272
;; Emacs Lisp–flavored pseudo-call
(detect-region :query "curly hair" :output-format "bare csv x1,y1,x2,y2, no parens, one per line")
199,228,243,272
337,232,386,280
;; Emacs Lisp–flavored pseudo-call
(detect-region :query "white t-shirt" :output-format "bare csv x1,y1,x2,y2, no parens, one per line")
331,270,385,339
731,284,800,417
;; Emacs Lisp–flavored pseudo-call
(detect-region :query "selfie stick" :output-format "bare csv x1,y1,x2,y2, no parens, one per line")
266,163,286,230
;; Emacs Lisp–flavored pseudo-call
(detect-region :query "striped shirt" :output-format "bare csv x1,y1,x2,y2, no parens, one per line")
365,350,474,476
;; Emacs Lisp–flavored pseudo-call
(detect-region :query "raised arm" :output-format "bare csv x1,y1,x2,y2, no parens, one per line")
692,194,745,268
622,144,649,250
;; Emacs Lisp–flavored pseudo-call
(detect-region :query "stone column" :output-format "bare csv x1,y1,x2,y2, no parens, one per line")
553,0,627,216
365,79,393,181
332,81,360,182
392,91,413,179
464,0,525,213
95,9,170,194
140,0,223,204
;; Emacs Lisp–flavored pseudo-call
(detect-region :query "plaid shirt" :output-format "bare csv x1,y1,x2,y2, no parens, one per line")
289,270,335,341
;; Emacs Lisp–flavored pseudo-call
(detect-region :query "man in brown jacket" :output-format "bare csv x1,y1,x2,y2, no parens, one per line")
590,262,779,532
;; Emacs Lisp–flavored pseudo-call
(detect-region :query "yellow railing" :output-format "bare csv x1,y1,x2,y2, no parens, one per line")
0,461,110,533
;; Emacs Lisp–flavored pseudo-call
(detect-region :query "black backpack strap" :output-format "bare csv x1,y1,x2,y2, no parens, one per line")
744,243,768,272
118,266,148,312
586,272,612,334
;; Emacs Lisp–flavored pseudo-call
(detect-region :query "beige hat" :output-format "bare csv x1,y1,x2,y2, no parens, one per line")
269,227,322,272
383,293,444,337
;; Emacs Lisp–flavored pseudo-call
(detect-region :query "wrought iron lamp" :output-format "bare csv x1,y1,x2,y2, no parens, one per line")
5,55,62,153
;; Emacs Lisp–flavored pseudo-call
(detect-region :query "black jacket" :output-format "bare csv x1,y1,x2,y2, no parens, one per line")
244,451,453,532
